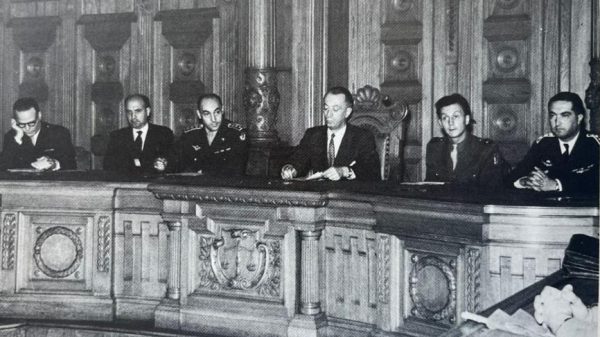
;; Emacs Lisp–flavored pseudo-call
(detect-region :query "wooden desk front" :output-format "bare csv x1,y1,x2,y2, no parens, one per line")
0,172,596,336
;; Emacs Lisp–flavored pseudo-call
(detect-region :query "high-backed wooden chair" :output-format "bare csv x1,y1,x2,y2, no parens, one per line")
349,85,409,180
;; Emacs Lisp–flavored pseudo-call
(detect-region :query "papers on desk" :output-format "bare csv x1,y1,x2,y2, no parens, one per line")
401,181,446,186
462,309,554,337
165,172,203,177
7,168,42,173
292,171,324,181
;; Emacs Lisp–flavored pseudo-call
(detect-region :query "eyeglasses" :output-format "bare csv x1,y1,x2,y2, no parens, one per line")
16,120,38,128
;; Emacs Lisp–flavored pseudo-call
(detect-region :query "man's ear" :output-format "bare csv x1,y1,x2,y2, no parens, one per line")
37,111,42,119
145,108,151,117
344,107,352,119
465,114,470,125
577,113,584,124
437,119,443,128
196,110,202,119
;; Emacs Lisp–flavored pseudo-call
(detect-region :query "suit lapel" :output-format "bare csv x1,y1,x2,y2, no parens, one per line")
335,125,354,165
34,123,48,149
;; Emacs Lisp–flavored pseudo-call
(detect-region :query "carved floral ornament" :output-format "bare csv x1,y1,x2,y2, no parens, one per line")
197,229,281,298
409,254,457,323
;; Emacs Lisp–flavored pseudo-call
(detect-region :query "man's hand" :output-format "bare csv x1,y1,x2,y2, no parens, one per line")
11,119,24,144
31,156,57,171
322,167,346,181
527,167,559,191
281,164,297,180
154,157,168,172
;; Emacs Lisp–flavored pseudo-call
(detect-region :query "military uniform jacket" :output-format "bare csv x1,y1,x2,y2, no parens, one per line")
286,124,381,181
176,119,247,175
103,123,175,174
507,130,599,193
425,133,507,188
0,122,76,170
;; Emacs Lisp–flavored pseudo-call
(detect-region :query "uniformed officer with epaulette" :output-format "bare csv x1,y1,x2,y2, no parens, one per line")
508,92,599,194
425,93,508,188
176,93,248,175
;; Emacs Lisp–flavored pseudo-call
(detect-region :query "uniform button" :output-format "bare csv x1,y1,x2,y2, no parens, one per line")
194,158,197,161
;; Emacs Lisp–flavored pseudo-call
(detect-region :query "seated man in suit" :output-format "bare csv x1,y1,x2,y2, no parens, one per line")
103,94,175,174
507,92,599,193
176,93,247,175
0,97,76,171
281,86,380,181
425,93,507,188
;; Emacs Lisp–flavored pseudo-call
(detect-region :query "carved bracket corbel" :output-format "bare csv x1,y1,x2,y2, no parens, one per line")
78,13,136,135
155,8,219,134
9,16,61,102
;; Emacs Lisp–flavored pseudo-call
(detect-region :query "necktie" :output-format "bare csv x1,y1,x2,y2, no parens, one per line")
328,133,335,167
451,144,458,170
134,131,143,153
562,144,569,163
22,135,33,148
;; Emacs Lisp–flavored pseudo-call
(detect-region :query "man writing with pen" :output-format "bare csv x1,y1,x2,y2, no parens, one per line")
507,92,599,194
281,86,380,181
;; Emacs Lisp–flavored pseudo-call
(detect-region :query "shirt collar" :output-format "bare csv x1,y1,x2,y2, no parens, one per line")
327,124,347,140
558,130,580,154
132,123,149,137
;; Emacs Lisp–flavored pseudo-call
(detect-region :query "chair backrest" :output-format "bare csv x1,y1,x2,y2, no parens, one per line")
349,85,408,180
75,146,91,171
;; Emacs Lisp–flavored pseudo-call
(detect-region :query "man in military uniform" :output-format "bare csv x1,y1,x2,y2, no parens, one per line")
0,97,76,171
426,93,507,188
176,93,247,175
507,92,599,194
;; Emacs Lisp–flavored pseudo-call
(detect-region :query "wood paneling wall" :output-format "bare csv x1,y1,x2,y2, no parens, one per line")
344,0,593,181
0,0,246,169
0,0,592,178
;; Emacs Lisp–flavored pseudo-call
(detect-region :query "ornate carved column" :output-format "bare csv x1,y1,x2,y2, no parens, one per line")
585,0,599,133
244,0,281,176
166,221,181,300
299,230,321,315
289,222,326,337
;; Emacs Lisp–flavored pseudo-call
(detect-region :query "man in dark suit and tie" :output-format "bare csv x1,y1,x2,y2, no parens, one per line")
103,94,175,174
0,97,76,171
281,86,380,181
507,92,599,193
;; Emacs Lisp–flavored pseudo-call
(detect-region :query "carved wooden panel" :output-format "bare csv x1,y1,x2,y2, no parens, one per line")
19,213,95,292
380,0,423,182
402,240,464,330
78,13,135,139
323,227,378,324
9,16,60,103
482,0,533,165
155,8,218,136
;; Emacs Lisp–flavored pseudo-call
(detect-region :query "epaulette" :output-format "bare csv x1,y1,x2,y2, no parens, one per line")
228,122,243,131
587,133,600,145
184,124,203,133
535,132,555,144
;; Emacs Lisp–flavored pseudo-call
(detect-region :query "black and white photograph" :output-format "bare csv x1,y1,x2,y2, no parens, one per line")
0,0,597,336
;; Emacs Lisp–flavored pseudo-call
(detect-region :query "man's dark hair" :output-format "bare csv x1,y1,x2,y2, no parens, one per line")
325,86,354,109
124,94,152,109
13,97,40,116
434,93,472,120
197,93,223,110
548,92,586,117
